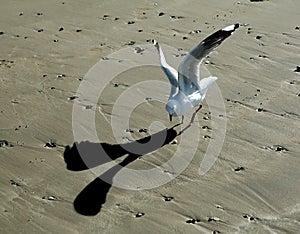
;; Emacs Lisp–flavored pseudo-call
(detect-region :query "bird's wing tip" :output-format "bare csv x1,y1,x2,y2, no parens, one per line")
151,39,158,45
222,23,240,32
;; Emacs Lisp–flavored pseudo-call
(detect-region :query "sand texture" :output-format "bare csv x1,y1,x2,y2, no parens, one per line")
1,0,300,233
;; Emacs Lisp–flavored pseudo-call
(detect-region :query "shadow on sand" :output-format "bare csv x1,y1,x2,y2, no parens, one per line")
63,126,178,216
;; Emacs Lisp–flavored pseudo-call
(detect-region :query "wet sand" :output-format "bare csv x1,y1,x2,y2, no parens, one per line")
1,0,300,233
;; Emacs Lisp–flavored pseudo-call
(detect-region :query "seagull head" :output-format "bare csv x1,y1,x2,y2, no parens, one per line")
166,100,178,122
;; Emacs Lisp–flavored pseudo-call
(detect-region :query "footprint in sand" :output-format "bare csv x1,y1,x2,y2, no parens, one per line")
0,59,14,68
233,166,245,172
263,145,288,152
10,179,21,187
44,141,57,148
207,217,223,222
163,195,174,201
135,212,145,218
68,96,78,101
243,214,260,222
138,128,148,133
186,218,200,224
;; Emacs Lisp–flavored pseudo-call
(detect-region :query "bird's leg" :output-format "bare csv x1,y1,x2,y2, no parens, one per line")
181,115,184,124
190,105,202,124
178,105,202,135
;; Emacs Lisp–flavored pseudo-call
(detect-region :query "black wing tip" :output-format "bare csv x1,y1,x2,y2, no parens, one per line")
152,39,158,45
222,23,240,33
234,23,240,30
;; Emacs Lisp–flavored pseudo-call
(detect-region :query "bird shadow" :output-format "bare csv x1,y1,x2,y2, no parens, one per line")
63,126,178,216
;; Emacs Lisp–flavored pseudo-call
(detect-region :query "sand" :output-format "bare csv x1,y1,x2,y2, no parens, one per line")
1,0,300,233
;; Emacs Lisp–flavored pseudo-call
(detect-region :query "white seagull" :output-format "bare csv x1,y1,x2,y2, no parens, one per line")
153,23,239,124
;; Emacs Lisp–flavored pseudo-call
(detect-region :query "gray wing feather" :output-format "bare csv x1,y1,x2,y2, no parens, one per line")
178,24,239,96
153,40,179,97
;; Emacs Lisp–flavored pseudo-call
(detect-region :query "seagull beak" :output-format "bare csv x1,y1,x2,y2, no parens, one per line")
169,114,172,122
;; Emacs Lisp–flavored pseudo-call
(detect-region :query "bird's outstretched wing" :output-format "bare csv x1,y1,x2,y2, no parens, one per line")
178,24,239,96
152,40,178,97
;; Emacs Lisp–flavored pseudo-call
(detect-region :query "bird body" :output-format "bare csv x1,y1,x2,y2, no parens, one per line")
153,23,239,123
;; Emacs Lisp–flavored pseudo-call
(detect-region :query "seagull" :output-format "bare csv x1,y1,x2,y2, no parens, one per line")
153,23,239,124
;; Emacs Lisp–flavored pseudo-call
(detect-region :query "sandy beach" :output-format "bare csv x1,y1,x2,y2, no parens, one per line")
1,0,300,233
